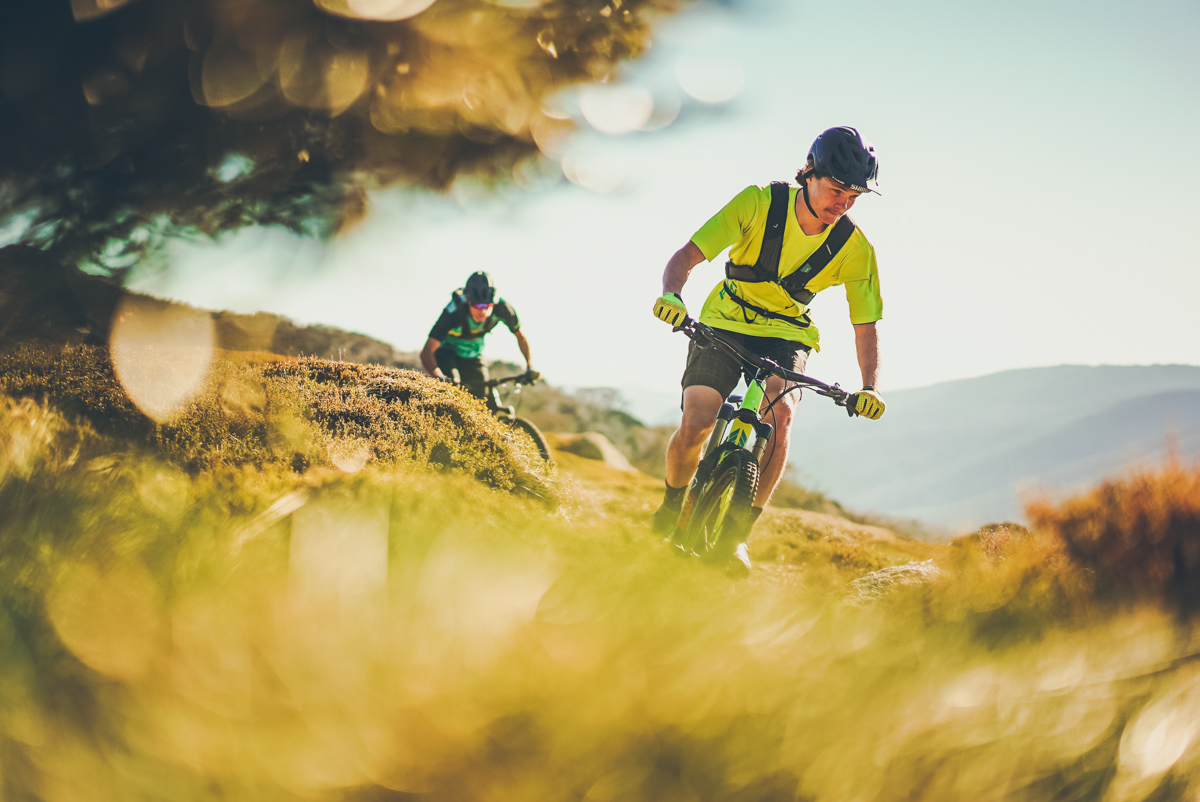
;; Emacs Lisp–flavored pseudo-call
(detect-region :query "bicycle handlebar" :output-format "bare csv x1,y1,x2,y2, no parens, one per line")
482,373,540,390
673,317,857,412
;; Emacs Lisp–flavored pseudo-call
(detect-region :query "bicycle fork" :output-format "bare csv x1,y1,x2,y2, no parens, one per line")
675,375,776,535
675,399,739,534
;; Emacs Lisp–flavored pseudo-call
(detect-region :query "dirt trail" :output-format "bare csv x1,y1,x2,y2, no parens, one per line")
547,436,945,589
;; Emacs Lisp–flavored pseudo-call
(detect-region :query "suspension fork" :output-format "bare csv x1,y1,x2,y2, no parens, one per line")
677,392,745,536
747,371,777,465
699,398,739,467
727,372,767,450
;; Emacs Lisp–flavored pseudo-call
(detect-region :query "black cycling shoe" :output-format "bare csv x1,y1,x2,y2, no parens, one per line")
652,502,682,537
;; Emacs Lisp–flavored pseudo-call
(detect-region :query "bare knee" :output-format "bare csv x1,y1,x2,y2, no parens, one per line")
763,392,798,431
676,415,714,448
674,385,723,449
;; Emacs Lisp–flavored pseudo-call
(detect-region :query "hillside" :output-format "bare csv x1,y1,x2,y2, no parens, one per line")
0,245,423,368
9,245,1200,798
1,245,866,524
791,364,1200,527
4,334,1200,800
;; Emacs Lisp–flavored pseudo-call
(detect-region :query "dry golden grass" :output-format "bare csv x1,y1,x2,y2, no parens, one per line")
0,341,557,499
4,344,1200,800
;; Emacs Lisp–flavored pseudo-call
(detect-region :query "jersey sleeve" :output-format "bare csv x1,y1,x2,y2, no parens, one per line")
689,185,764,262
496,300,520,333
428,303,458,341
844,241,883,324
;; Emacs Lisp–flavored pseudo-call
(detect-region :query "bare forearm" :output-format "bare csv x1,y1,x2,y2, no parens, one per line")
420,338,442,377
853,322,880,387
515,331,533,367
663,241,706,296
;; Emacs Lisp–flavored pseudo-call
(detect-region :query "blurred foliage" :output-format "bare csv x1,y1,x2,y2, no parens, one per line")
0,0,685,271
4,379,1200,799
1029,463,1200,618
0,341,556,498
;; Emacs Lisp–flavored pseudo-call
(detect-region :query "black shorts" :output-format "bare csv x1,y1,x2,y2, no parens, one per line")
681,328,810,402
435,348,489,398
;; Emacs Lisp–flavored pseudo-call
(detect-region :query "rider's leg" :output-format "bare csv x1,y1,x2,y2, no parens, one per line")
753,375,800,509
457,356,489,400
654,385,724,534
434,346,458,380
665,385,725,488
655,335,743,535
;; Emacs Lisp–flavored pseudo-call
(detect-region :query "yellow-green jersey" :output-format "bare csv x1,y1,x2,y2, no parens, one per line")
689,184,882,352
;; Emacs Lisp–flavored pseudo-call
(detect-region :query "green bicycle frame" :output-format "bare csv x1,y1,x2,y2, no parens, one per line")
695,367,775,487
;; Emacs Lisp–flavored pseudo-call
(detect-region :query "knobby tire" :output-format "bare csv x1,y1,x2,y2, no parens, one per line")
676,449,758,557
505,415,552,463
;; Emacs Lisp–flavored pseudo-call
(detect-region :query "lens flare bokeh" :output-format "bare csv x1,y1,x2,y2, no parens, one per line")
109,297,216,422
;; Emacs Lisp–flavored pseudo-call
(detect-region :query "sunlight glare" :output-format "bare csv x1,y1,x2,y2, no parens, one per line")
289,494,389,613
316,0,439,21
109,297,215,423
70,0,136,21
200,40,271,107
562,146,625,193
579,84,654,135
328,438,372,473
279,35,370,115
1120,678,1200,780
675,56,744,104
46,562,162,681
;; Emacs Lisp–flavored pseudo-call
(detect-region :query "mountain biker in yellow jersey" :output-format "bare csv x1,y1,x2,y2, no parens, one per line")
651,126,887,574
420,271,537,398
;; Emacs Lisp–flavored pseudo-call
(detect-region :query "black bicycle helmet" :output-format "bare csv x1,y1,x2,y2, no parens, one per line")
807,126,879,194
463,271,496,306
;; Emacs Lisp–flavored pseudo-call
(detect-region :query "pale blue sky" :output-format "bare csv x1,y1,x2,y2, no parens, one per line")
134,0,1200,422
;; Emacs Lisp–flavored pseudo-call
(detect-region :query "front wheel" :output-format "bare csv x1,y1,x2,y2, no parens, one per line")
503,415,552,463
675,449,758,557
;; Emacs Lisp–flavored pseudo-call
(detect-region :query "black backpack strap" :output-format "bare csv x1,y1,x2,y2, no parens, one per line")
722,281,813,329
452,290,471,333
778,215,856,304
725,181,791,283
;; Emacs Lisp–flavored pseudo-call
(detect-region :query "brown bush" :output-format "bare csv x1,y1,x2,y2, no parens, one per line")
950,522,1035,564
1027,462,1200,614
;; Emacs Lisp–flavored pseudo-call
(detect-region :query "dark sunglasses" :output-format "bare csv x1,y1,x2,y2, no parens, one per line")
472,302,494,310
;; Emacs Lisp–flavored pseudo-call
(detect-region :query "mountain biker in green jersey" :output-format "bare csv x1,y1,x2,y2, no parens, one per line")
420,271,537,399
651,126,888,574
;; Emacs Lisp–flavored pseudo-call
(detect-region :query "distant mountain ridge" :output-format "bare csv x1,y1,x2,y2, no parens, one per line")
791,365,1200,529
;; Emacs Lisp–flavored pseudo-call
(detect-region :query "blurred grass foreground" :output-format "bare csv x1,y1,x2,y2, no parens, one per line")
3,340,1200,800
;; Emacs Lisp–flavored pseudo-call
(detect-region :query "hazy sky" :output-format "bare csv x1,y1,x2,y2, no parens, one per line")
134,0,1200,420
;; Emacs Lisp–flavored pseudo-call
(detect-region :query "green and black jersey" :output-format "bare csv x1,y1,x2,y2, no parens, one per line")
428,292,520,359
